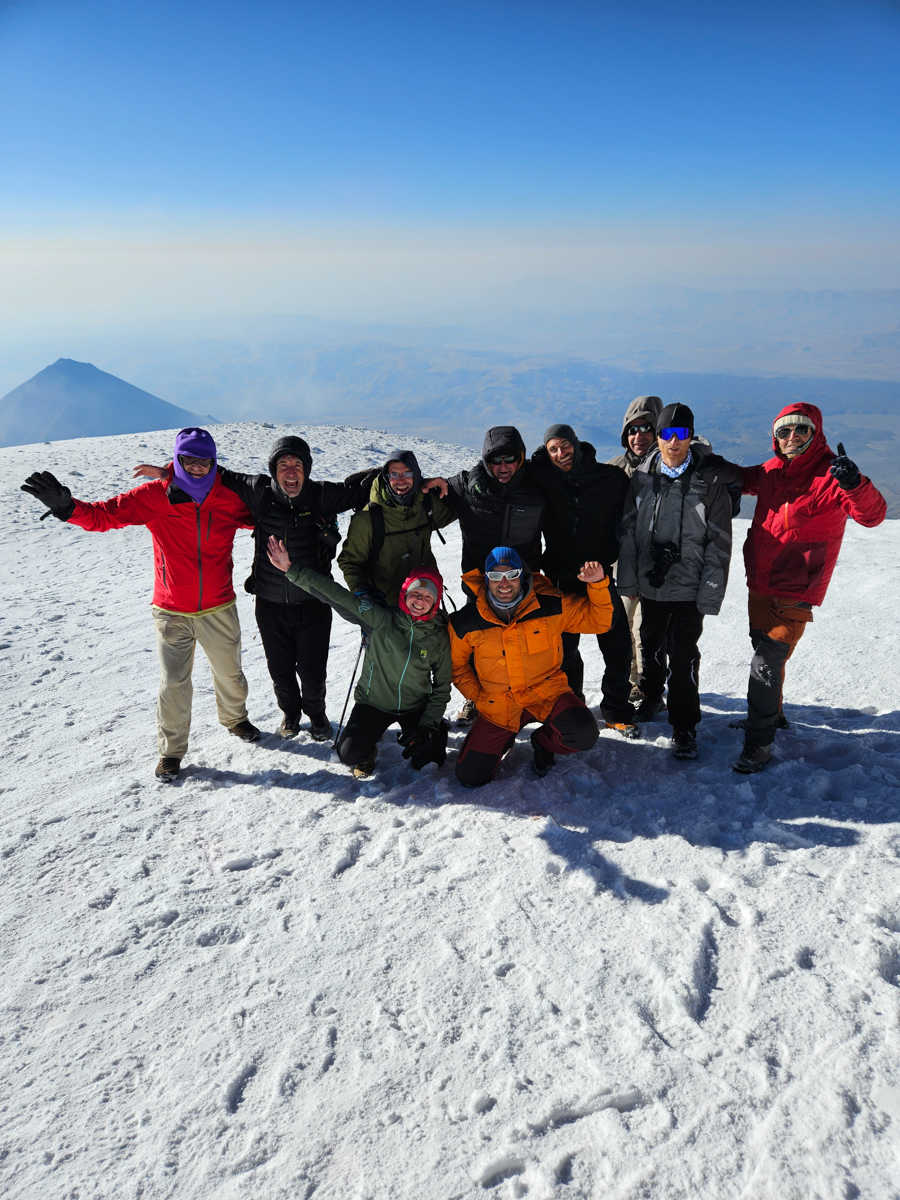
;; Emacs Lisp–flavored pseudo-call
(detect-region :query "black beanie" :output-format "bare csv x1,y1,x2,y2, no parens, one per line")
543,423,578,446
656,403,695,436
268,436,312,478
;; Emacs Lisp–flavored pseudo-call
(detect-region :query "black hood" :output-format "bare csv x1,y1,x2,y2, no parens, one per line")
381,449,423,506
481,426,526,475
268,436,313,480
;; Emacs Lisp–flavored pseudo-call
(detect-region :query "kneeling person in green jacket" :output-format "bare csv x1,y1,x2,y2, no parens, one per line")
267,536,451,778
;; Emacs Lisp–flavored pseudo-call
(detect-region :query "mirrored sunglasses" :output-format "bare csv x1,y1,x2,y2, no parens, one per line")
774,424,812,440
488,454,518,465
388,470,415,480
486,567,522,581
659,426,691,442
627,423,654,436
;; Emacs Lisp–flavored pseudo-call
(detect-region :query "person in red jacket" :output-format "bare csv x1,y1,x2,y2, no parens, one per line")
22,428,260,782
731,403,887,773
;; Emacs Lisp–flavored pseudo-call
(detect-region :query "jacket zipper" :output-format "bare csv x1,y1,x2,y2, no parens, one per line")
196,508,204,610
396,627,414,710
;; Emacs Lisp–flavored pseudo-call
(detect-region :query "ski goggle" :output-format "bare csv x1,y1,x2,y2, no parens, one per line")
774,423,812,440
178,454,213,468
488,454,518,465
658,426,691,442
626,423,654,436
486,567,523,581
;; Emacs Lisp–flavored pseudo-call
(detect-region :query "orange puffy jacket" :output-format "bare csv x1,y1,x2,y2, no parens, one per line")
448,569,613,731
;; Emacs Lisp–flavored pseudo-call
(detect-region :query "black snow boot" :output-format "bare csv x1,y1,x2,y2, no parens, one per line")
531,730,556,778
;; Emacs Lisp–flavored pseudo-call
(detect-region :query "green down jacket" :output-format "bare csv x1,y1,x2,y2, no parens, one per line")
337,474,456,606
284,565,452,728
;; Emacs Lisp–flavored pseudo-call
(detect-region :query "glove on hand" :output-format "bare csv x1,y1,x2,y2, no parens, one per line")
401,720,449,770
21,471,75,520
829,443,861,491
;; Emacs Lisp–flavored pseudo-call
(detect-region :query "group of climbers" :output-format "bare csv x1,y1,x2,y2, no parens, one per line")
21,394,886,784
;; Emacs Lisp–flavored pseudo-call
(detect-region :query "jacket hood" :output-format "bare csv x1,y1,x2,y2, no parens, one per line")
620,396,663,447
381,450,423,506
771,402,827,461
268,436,313,481
173,427,217,503
398,566,443,621
481,426,526,474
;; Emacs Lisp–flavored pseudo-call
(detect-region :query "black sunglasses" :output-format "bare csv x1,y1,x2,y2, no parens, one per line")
489,454,518,465
626,423,654,436
775,423,812,440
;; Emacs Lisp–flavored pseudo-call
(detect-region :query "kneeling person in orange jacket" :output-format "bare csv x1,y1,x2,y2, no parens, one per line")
449,546,613,785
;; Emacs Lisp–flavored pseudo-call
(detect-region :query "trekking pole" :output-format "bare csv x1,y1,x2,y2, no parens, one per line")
333,637,364,749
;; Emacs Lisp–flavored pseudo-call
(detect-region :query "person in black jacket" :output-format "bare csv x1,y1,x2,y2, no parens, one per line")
531,424,636,734
135,435,368,740
444,426,546,573
435,426,547,722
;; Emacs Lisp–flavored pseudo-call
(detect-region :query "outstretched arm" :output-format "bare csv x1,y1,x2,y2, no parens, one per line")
21,471,75,521
132,462,170,479
268,536,388,630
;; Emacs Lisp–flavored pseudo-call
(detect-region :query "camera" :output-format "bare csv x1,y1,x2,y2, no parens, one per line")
647,541,681,588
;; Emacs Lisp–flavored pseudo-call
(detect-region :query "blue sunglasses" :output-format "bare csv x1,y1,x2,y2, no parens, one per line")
659,426,691,441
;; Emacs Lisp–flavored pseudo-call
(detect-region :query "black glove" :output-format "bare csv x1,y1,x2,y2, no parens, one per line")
401,720,449,770
21,471,75,520
829,443,861,491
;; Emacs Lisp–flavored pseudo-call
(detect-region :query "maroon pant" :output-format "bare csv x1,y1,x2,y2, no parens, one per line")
455,691,598,788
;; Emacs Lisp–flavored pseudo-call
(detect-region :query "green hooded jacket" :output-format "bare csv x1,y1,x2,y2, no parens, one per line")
337,472,456,605
284,565,452,728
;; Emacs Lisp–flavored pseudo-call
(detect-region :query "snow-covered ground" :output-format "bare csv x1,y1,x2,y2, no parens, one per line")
2,422,898,1200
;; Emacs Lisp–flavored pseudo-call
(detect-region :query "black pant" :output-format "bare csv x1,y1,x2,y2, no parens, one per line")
255,597,332,720
560,581,633,722
337,702,425,766
639,598,704,732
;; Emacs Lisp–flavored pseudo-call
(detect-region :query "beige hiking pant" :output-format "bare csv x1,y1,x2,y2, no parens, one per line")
152,602,249,758
621,593,643,688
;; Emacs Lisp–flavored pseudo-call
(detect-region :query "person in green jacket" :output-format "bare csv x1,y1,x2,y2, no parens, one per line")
267,535,451,778
337,450,457,606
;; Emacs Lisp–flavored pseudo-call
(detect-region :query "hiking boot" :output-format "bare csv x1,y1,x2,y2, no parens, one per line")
308,713,332,742
229,719,261,743
351,749,377,779
155,756,181,782
672,729,698,760
531,730,555,778
635,696,666,723
732,742,773,774
456,698,477,724
605,721,640,740
278,713,301,738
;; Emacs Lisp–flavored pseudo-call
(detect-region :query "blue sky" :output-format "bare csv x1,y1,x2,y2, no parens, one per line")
1,0,899,350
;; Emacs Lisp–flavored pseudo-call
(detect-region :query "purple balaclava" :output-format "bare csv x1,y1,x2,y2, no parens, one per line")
173,428,217,503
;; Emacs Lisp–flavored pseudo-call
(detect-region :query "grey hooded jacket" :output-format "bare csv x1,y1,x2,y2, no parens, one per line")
616,445,733,616
607,396,664,476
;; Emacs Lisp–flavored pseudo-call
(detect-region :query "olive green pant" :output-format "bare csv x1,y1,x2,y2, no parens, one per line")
152,603,249,758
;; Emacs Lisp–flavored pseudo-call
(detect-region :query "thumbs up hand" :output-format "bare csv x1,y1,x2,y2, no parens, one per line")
829,443,861,490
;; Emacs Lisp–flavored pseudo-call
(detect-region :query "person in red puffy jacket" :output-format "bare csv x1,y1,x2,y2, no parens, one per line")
22,428,260,782
730,403,886,773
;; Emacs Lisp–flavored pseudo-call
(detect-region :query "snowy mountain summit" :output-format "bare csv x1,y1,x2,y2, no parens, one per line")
0,358,214,448
2,421,899,1200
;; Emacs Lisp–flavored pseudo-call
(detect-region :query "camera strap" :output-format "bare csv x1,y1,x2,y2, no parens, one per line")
649,470,690,545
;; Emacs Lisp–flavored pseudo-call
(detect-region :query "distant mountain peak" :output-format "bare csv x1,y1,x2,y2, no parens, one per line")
0,360,216,448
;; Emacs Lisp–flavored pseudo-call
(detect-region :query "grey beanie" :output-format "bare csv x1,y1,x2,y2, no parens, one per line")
543,423,578,446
